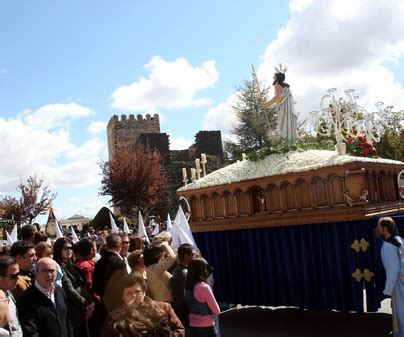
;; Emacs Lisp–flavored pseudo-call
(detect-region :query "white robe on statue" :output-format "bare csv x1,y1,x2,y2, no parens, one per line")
381,236,404,337
277,86,298,141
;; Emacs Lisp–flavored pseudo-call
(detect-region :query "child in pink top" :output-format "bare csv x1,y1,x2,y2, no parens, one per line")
184,258,220,337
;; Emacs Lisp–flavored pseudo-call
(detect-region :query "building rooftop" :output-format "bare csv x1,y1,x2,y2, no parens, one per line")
67,214,86,220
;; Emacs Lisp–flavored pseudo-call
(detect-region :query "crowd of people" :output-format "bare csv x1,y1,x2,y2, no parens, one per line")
0,223,221,337
1,216,403,337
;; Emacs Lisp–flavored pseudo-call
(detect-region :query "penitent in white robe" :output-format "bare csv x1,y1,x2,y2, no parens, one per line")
381,236,404,337
277,86,298,141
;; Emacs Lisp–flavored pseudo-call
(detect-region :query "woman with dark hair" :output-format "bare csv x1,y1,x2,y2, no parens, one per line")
101,272,184,337
184,259,220,337
262,66,298,141
129,234,146,252
76,237,99,302
53,237,94,337
75,237,101,337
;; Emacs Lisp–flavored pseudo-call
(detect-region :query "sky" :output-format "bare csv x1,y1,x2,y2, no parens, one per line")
1,0,404,221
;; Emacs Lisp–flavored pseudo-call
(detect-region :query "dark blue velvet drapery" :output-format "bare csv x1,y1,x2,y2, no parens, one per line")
193,214,404,312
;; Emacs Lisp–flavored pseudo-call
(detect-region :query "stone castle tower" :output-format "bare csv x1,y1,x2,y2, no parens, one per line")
107,113,160,159
107,114,225,218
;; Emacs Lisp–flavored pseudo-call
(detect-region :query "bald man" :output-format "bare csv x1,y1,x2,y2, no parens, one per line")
17,258,73,337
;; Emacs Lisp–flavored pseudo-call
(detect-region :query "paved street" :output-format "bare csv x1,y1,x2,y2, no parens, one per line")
220,306,392,337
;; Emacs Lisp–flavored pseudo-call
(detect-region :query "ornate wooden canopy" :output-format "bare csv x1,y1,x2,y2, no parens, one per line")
178,160,404,232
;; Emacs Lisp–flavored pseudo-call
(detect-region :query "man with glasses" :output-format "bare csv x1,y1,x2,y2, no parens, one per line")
120,234,131,274
9,241,37,301
16,258,73,337
0,254,22,336
120,234,130,259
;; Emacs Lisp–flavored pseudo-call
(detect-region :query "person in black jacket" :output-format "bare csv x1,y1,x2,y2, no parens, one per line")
92,233,128,335
93,233,127,299
53,237,94,337
16,257,73,337
171,244,197,329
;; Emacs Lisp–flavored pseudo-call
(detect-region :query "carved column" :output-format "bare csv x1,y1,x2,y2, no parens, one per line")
293,184,298,210
310,180,317,209
234,191,239,217
325,179,332,208
279,186,286,212
210,194,215,219
222,193,227,219
246,190,252,216
265,188,272,214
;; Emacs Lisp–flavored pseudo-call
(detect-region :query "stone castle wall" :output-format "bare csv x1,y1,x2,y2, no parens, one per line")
107,114,160,159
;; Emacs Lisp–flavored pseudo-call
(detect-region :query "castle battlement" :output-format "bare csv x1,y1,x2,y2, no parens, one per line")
109,113,160,125
107,113,161,160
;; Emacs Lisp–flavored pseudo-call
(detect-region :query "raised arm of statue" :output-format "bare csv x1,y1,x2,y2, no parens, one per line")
262,83,282,109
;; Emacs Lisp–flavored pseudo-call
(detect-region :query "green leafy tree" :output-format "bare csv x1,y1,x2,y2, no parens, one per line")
224,76,277,160
376,109,403,161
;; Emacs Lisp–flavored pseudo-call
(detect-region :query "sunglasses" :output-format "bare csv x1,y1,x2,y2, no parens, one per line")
63,246,73,251
0,272,20,280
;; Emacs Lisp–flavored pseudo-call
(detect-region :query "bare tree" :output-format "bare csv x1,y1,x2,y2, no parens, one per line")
99,144,167,216
0,175,57,224
0,196,24,223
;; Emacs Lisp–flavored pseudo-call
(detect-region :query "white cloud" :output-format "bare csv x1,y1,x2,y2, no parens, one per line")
57,194,110,219
258,0,404,117
203,0,404,138
67,197,81,204
0,104,106,192
71,194,110,218
22,103,92,130
46,160,102,188
289,0,314,12
88,121,107,135
111,56,218,111
66,96,83,102
142,108,168,124
169,135,193,150
202,93,239,139
79,195,110,218
65,138,105,161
